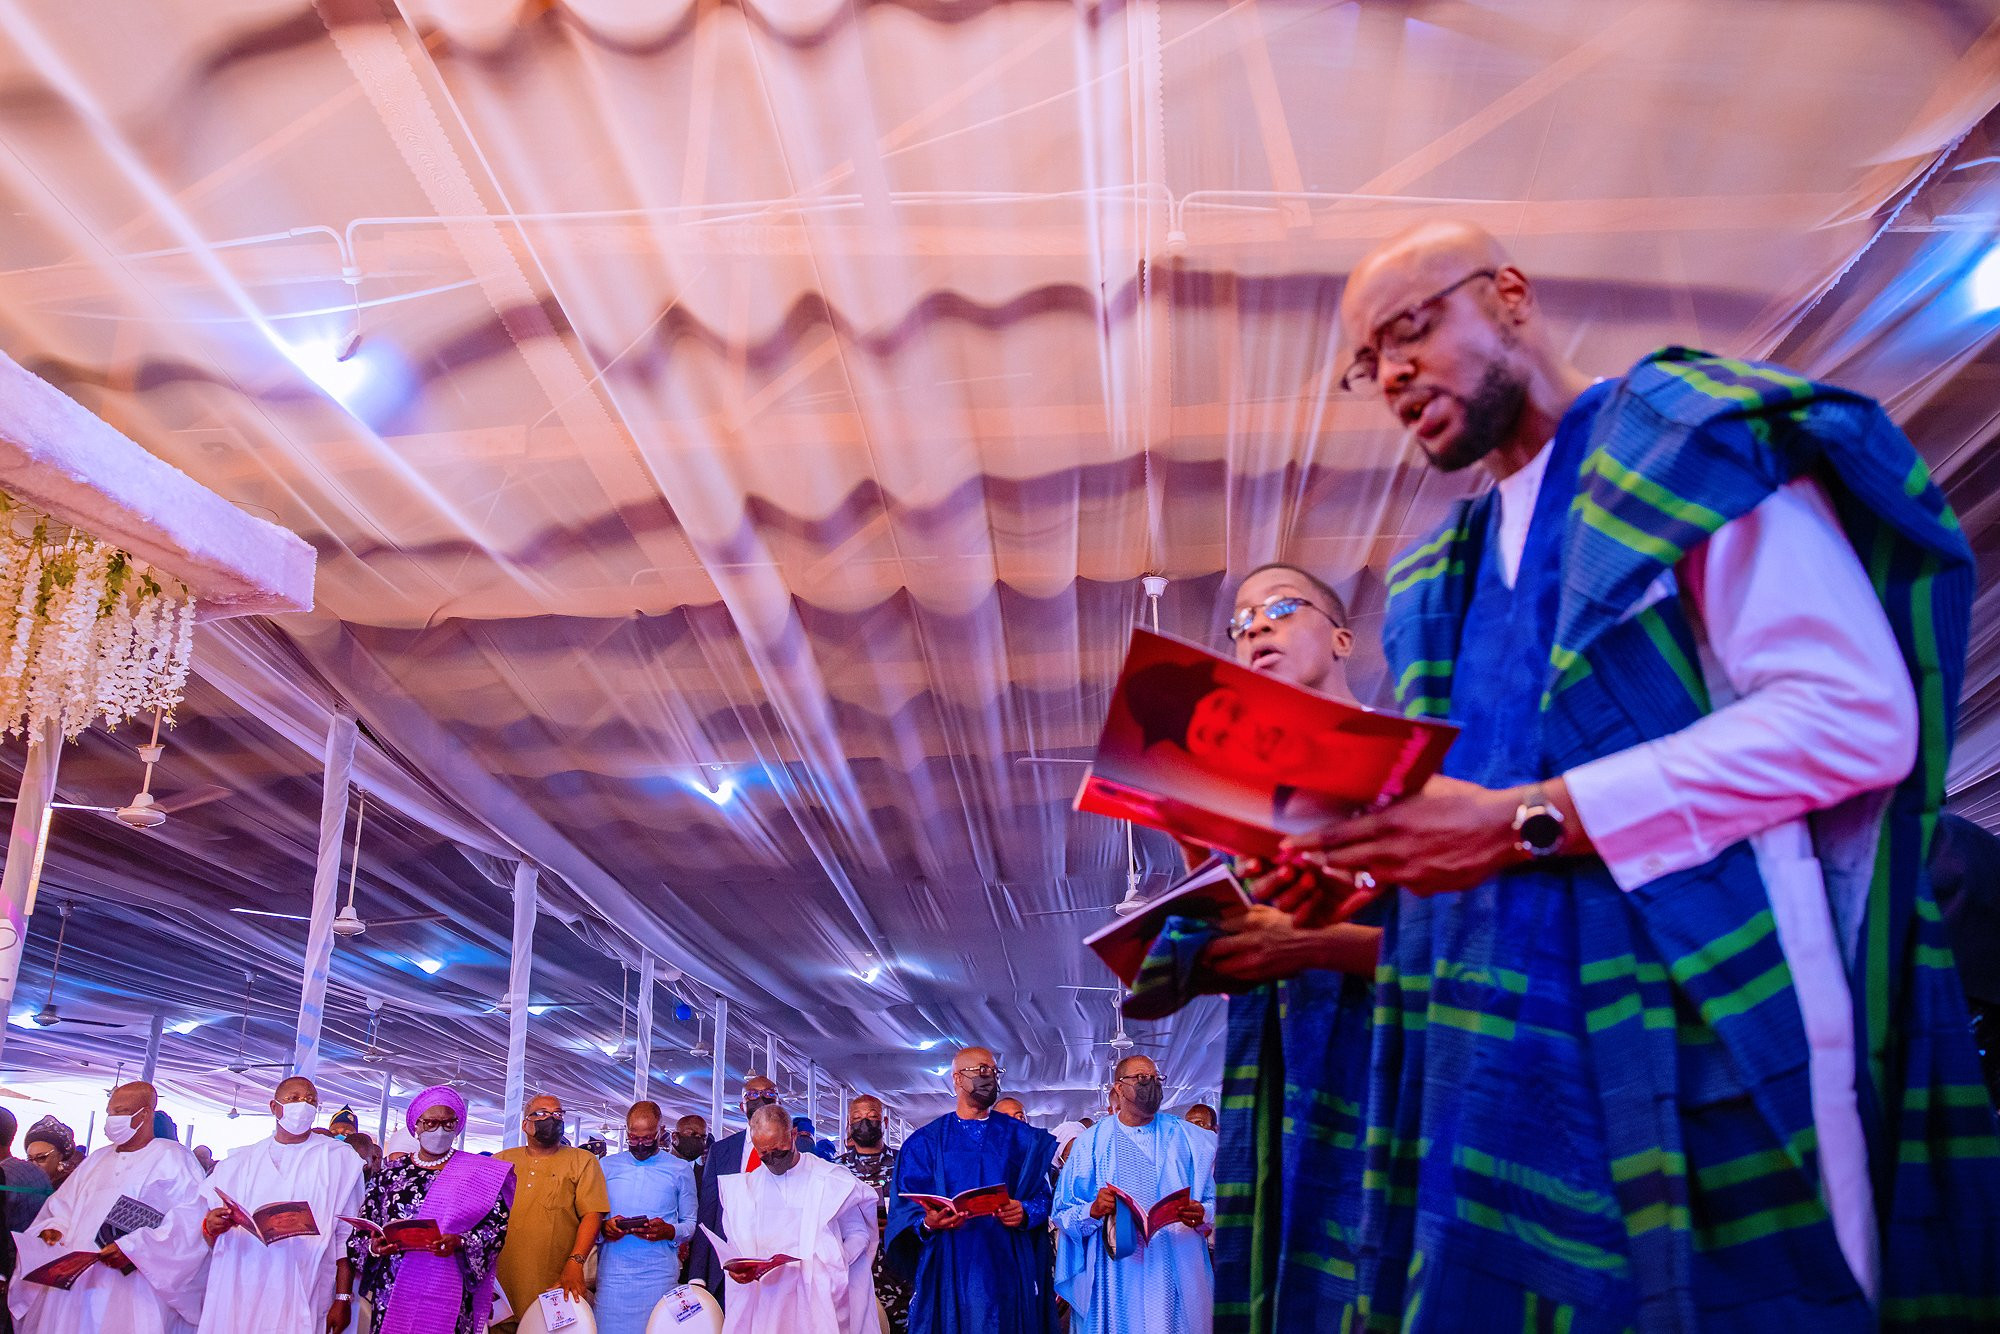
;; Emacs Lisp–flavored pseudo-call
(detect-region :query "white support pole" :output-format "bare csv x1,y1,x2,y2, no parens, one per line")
765,1034,777,1088
807,1063,819,1127
289,715,356,1079
710,998,729,1130
502,862,538,1148
631,950,654,1107
140,1009,165,1084
377,1067,392,1142
0,723,61,1063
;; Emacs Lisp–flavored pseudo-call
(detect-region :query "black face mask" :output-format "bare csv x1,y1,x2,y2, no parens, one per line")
629,1139,658,1161
742,1094,775,1118
849,1118,883,1148
762,1148,797,1176
530,1119,562,1147
1129,1080,1163,1118
963,1076,1000,1110
673,1134,707,1162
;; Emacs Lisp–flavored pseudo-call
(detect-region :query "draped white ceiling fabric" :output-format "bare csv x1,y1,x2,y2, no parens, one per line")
0,0,1995,1133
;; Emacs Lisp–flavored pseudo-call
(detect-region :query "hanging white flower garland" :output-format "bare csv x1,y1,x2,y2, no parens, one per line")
0,496,197,743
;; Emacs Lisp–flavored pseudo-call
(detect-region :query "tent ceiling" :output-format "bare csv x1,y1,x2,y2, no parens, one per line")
0,0,1996,1128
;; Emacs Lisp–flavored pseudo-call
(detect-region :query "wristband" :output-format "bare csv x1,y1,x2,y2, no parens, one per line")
568,1253,588,1263
332,1294,353,1304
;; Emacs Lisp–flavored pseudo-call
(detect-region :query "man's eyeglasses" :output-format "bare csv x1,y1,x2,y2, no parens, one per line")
1338,268,1498,393
955,1065,1004,1080
1114,1074,1161,1088
525,1109,565,1122
1227,595,1337,642
414,1115,460,1133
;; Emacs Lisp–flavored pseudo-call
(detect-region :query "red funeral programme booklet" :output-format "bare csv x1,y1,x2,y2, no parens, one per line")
1076,628,1457,860
24,1251,101,1290
1083,861,1251,987
898,1183,1012,1218
218,1189,319,1243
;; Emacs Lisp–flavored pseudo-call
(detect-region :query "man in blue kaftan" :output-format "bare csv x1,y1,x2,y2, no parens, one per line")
1287,219,2000,1330
596,1101,698,1334
1052,1055,1216,1334
886,1047,1056,1334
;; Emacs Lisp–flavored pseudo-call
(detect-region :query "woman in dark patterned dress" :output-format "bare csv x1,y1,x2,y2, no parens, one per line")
349,1085,514,1334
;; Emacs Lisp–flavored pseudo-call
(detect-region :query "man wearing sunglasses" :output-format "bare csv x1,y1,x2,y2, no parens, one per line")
493,1094,608,1325
1289,218,2000,1326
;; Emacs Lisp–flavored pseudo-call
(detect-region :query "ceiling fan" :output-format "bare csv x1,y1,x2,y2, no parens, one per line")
229,792,446,937
1010,823,1168,919
1,712,230,831
688,1012,712,1059
29,902,132,1029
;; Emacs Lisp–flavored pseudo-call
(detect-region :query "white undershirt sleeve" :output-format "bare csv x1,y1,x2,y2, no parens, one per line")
1565,476,1917,890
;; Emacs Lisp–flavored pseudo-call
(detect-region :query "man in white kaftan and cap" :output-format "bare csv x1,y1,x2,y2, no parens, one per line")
11,1081,212,1334
196,1075,366,1334
1052,1057,1216,1334
714,1104,878,1334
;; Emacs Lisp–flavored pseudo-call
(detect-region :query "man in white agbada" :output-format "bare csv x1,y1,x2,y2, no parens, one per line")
11,1080,211,1334
714,1104,877,1334
1052,1056,1217,1334
196,1075,365,1334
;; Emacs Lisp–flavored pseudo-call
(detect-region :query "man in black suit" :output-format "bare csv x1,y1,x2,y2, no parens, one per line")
682,1074,777,1300
672,1113,710,1283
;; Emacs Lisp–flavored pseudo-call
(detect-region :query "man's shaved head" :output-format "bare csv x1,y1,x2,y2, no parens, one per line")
108,1081,157,1116
849,1095,882,1120
742,1075,776,1096
749,1103,794,1157
951,1046,996,1076
994,1097,1026,1121
1337,220,1566,475
1113,1054,1157,1080
676,1114,707,1137
1186,1103,1218,1132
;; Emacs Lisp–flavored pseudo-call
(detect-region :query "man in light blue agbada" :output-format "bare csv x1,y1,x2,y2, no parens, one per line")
1052,1055,1216,1334
596,1101,698,1334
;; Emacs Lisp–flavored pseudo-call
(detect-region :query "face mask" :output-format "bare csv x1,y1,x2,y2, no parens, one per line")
629,1139,658,1161
530,1119,562,1147
849,1118,883,1148
102,1111,142,1147
673,1134,706,1161
963,1076,1000,1110
418,1127,457,1157
1129,1080,1163,1117
276,1102,318,1135
761,1149,796,1176
741,1093,774,1118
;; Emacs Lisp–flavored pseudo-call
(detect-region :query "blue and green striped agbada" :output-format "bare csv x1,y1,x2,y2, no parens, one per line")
1363,349,2000,1331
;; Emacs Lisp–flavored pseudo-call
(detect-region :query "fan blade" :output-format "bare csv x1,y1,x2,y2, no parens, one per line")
1017,906,1100,918
1013,756,1091,767
229,908,313,923
0,799,117,812
151,785,231,816
54,1017,131,1028
367,913,451,928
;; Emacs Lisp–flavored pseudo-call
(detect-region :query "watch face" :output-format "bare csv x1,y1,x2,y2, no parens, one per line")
1519,810,1564,853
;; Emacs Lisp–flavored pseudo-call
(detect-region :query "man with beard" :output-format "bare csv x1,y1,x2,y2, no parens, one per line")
833,1094,909,1332
493,1094,607,1324
887,1048,1055,1334
1052,1056,1215,1334
1284,219,2000,1327
684,1075,777,1302
597,1101,697,1334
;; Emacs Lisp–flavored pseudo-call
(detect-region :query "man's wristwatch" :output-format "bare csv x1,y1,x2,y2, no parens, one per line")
331,1294,353,1304
1512,784,1566,859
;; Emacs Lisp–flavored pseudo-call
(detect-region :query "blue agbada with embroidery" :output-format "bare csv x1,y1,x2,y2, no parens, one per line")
1364,350,2000,1331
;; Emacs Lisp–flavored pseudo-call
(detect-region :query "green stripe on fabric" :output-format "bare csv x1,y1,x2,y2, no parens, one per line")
1699,959,1793,1024
1581,450,1728,531
1622,1201,1692,1238
1636,606,1709,712
1388,555,1464,599
1666,910,1777,984
1388,527,1461,582
1291,1250,1357,1280
1609,1146,1687,1184
1434,960,1530,994
1455,1200,1631,1273
1695,1132,1814,1191
1395,659,1454,698
1903,1084,1996,1110
1896,1136,2000,1164
1430,1004,1516,1040
1580,954,1669,987
1455,1146,1621,1219
1573,494,1686,566
1696,1198,1826,1251
1879,1295,2000,1321
1403,696,1453,719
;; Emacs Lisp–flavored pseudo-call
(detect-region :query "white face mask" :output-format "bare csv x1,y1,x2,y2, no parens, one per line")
102,1111,142,1146
276,1102,317,1135
418,1127,457,1157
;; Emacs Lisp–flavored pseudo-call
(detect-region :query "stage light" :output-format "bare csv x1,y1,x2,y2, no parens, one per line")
930,1065,950,1077
415,958,444,975
917,1038,941,1051
1973,245,2000,314
693,778,738,806
528,1004,554,1016
855,966,881,985
283,335,372,404
673,1073,688,1086
169,1019,202,1035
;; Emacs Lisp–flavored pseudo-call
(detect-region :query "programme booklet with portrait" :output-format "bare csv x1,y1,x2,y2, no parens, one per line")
1075,628,1457,860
